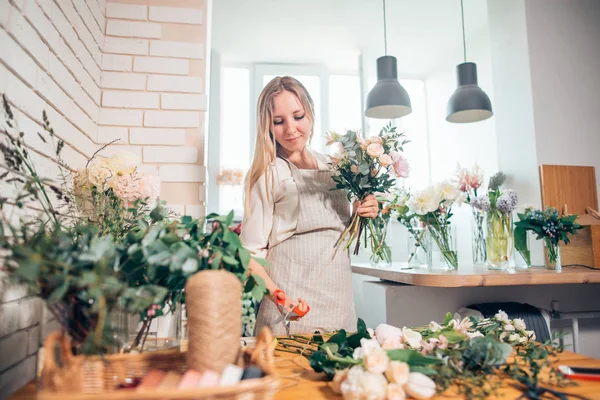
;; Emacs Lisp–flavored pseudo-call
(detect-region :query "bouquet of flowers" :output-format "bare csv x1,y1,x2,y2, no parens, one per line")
326,123,410,261
277,310,569,400
514,206,583,269
73,151,161,239
406,181,465,269
455,163,486,264
470,173,518,268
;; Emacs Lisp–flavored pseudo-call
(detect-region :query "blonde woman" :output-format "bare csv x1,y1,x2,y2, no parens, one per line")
240,76,378,336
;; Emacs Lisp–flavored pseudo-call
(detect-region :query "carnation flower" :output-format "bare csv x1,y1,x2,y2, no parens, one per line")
111,174,142,202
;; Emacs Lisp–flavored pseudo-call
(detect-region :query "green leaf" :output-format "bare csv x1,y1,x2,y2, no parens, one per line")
181,258,198,274
223,229,242,247
49,280,70,302
250,274,267,301
253,257,271,267
327,330,347,345
321,342,339,354
443,312,453,326
409,365,438,376
147,250,171,265
387,349,442,366
222,255,239,266
238,247,251,270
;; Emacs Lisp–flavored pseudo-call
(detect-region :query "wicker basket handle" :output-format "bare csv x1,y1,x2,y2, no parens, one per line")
249,327,277,376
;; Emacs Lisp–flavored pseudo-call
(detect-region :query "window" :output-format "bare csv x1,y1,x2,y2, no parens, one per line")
218,67,250,217
366,78,430,191
211,63,429,218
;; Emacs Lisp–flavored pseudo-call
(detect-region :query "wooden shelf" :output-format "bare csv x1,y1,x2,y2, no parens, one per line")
352,262,600,287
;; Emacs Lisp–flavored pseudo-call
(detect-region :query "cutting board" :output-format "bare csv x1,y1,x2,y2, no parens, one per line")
539,165,600,268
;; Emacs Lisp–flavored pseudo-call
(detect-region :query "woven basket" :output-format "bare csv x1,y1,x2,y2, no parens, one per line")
38,327,279,400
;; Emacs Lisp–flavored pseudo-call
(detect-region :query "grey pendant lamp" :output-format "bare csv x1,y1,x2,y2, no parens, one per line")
446,0,493,123
365,0,412,119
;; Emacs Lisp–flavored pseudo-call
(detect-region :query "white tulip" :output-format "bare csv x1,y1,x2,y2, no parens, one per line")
375,324,403,346
363,346,389,374
401,327,423,349
387,383,407,400
385,361,410,385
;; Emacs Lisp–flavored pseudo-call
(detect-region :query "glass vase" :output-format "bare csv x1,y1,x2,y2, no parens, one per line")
514,231,531,269
109,304,130,353
427,224,458,271
544,238,562,271
369,218,392,269
471,208,487,265
485,211,514,269
407,227,430,268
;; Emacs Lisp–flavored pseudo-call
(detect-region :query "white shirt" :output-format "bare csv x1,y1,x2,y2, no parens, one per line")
240,151,332,259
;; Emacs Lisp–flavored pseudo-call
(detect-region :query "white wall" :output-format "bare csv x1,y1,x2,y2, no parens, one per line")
525,0,600,206
423,20,498,265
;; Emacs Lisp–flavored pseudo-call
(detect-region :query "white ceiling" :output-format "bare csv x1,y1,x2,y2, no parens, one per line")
211,0,489,77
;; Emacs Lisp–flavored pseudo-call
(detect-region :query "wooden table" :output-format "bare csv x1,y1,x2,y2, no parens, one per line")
10,347,600,399
352,263,600,287
273,348,600,399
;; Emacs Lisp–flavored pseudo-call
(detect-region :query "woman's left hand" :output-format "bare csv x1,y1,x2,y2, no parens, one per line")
354,194,379,219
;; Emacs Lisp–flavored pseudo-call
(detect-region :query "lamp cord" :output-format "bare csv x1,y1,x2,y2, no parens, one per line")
383,0,388,56
461,0,467,63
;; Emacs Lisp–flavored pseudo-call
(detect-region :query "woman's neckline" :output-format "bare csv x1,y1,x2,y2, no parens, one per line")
280,148,320,171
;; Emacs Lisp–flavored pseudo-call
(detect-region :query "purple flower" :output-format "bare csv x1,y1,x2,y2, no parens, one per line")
471,195,491,211
497,189,518,213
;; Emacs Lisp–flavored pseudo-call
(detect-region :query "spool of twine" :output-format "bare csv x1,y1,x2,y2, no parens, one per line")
185,269,242,373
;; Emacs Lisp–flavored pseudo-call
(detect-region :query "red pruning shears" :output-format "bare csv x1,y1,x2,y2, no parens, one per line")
272,290,310,336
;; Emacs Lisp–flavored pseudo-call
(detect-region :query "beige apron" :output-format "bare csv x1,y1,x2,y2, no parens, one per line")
255,158,357,336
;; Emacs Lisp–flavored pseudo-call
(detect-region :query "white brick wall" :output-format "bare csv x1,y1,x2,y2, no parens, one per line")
144,146,198,163
130,128,186,145
1,0,209,393
103,90,159,109
161,93,207,110
147,75,203,93
100,108,143,126
104,36,149,55
144,110,200,128
106,3,147,21
102,54,132,71
133,56,188,75
98,126,129,144
101,71,146,90
149,40,204,59
107,20,161,39
160,165,206,182
149,6,203,25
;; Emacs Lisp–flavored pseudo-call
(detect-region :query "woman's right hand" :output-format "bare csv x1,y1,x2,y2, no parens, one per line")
273,290,309,321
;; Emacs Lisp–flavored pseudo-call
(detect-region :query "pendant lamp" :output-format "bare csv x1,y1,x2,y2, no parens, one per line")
365,0,412,119
446,0,493,123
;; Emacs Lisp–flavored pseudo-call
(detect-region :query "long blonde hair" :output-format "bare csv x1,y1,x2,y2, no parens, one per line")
244,76,315,212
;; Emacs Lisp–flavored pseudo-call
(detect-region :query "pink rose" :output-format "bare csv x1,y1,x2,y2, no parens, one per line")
360,139,371,150
366,143,384,158
369,135,383,145
378,153,393,167
390,151,410,178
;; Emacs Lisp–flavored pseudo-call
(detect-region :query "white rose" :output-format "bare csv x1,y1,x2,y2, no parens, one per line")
341,366,387,400
495,310,510,323
504,324,515,331
401,327,423,349
428,321,441,332
382,337,404,350
363,346,389,374
508,333,521,343
513,318,527,331
435,180,460,202
385,361,410,385
387,383,407,400
403,372,437,399
407,187,440,216
110,151,140,175
332,368,349,394
374,324,403,346
524,330,536,341
467,331,484,339
518,336,528,344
